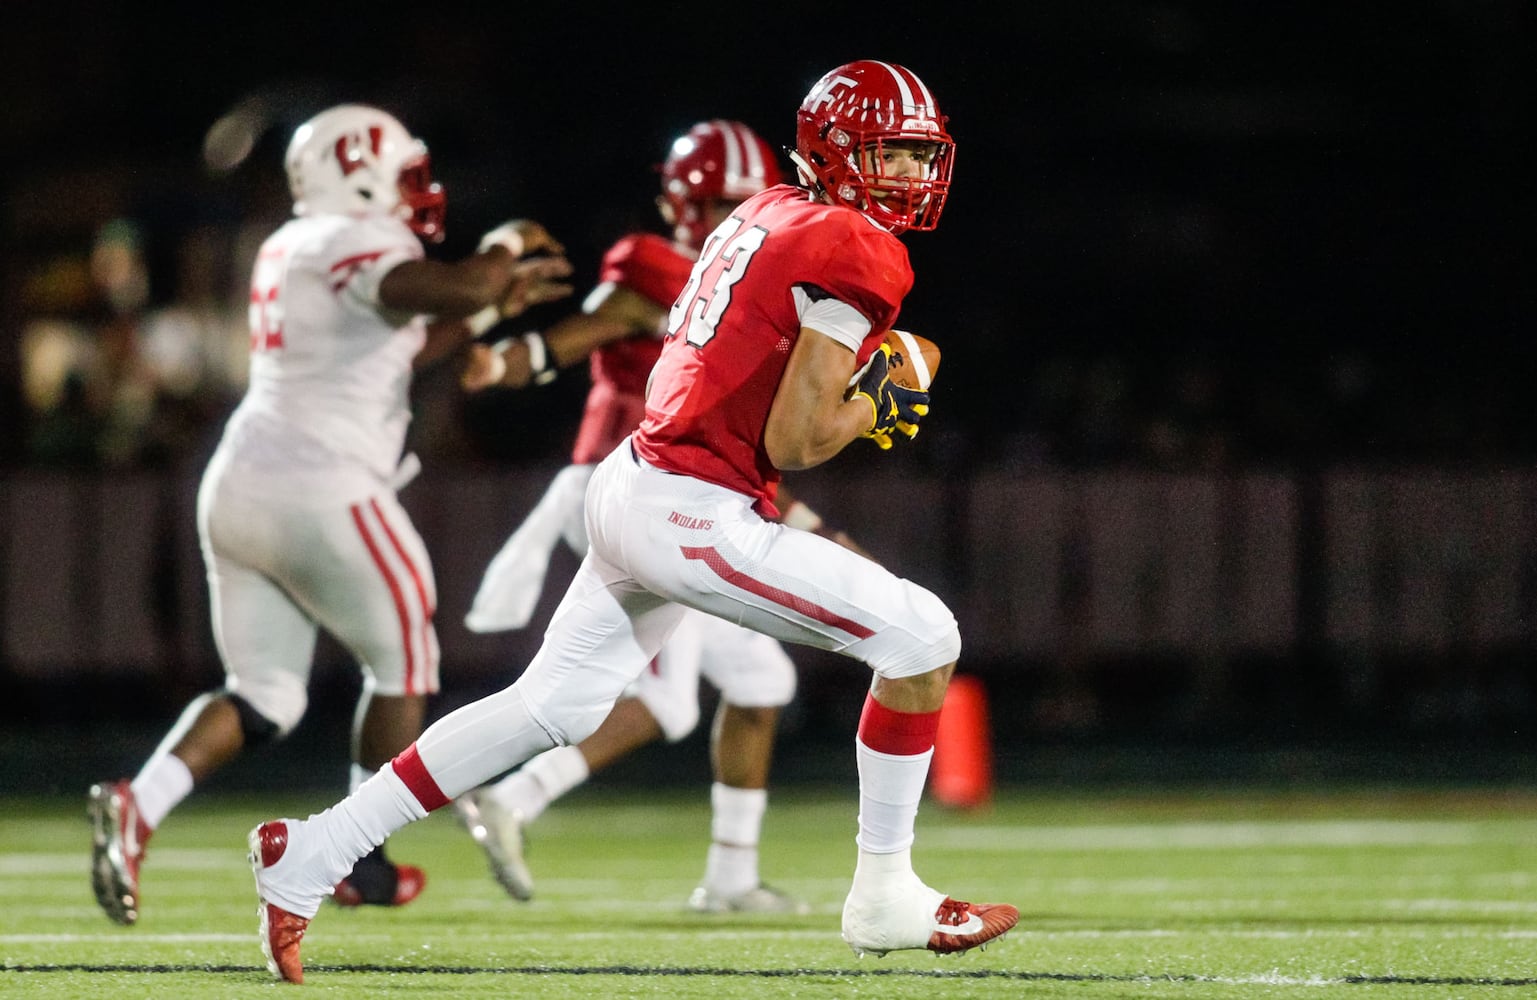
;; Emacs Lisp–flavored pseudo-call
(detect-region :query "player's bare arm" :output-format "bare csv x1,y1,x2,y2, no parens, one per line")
762,327,872,471
408,253,574,371
461,282,658,391
380,251,572,321
550,283,666,366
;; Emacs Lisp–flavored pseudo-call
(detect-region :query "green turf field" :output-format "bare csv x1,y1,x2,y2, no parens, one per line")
4,786,1536,998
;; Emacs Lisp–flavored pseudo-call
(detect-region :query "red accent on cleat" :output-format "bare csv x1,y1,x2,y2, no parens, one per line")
332,864,426,908
256,821,289,868
250,820,310,983
926,898,1020,954
393,864,426,905
88,779,152,926
260,901,309,984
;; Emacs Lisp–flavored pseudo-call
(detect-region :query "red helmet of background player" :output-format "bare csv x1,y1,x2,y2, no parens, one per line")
794,60,955,234
660,120,784,249
285,104,447,243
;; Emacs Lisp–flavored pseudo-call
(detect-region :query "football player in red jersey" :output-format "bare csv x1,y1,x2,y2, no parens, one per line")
452,120,859,914
248,64,1017,984
86,104,572,928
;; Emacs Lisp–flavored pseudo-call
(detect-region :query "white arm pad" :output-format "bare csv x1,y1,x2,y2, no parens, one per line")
478,222,526,258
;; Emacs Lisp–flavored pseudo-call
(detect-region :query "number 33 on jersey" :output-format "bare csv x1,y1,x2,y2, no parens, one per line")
667,217,767,348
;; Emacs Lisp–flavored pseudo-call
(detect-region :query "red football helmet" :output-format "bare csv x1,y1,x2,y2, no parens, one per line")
794,60,955,234
660,120,784,248
285,104,446,243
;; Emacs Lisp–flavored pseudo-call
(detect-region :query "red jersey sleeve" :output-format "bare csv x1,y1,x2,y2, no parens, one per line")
571,234,695,465
599,233,696,309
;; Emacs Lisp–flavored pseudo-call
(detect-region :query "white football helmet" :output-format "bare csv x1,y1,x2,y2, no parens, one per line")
284,104,446,242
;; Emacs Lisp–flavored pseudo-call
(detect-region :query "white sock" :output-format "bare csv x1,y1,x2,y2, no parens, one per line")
264,766,430,918
130,754,194,831
703,783,767,895
710,782,767,845
854,737,933,855
492,744,589,822
314,765,429,868
703,843,757,897
850,845,917,897
349,763,374,794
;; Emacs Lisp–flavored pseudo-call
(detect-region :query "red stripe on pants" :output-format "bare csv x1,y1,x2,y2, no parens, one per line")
351,503,419,693
679,545,875,639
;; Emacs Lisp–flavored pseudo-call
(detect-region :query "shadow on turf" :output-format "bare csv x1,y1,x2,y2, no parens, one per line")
7,965,1537,987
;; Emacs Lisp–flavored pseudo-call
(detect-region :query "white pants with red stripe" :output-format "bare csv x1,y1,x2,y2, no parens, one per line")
466,461,799,742
509,439,959,747
197,480,440,735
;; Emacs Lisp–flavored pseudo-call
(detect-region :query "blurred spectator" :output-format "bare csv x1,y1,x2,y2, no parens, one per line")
20,218,247,469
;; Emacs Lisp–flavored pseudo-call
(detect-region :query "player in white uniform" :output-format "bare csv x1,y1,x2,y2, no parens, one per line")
87,103,573,925
452,121,861,913
249,64,1017,984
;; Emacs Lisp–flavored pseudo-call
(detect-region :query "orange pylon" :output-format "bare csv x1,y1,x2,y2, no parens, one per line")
930,673,994,809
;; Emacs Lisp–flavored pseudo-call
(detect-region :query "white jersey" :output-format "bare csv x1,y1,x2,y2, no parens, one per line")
208,212,425,505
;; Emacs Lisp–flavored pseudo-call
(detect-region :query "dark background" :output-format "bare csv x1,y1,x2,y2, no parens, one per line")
2,3,1533,793
6,2,1531,466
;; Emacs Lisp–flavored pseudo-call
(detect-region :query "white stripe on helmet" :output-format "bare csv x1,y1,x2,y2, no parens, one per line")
871,60,935,116
713,119,745,183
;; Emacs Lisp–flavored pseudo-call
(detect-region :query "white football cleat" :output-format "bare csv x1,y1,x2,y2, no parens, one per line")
249,821,319,984
842,872,1019,957
87,779,149,926
453,790,534,901
686,883,811,915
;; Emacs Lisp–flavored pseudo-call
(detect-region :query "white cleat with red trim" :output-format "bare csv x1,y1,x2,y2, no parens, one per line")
249,818,341,984
842,870,1019,957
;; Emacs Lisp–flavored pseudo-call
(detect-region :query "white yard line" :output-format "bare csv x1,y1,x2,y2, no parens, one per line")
921,819,1524,850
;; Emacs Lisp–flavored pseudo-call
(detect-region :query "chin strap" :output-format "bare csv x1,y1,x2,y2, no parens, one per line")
787,150,822,192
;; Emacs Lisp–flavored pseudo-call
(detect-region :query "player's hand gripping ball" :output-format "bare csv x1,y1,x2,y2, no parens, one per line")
849,330,941,450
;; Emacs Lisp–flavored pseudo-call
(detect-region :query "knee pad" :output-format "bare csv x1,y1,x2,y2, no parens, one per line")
631,668,702,743
224,673,307,739
862,582,963,680
709,632,797,709
225,691,284,746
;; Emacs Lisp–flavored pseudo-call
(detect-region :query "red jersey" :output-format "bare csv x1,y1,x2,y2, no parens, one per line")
633,185,912,512
570,233,695,464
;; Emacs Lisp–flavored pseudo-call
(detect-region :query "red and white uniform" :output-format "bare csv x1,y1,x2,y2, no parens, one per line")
198,212,440,733
466,231,794,740
637,185,909,515
456,185,958,752
569,233,685,465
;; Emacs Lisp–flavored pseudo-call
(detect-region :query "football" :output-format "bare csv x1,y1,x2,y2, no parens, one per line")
884,329,941,391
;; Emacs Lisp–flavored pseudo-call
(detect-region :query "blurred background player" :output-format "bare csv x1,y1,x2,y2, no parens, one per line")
250,62,1017,984
87,103,573,925
452,120,865,913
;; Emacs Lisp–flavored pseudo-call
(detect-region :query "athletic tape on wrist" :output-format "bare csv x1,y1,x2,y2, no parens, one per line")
484,347,508,385
523,331,557,385
466,305,501,335
477,224,525,258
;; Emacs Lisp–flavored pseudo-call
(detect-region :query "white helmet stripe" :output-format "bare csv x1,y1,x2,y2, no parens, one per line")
715,119,769,188
734,121,765,180
716,119,745,181
871,60,934,115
